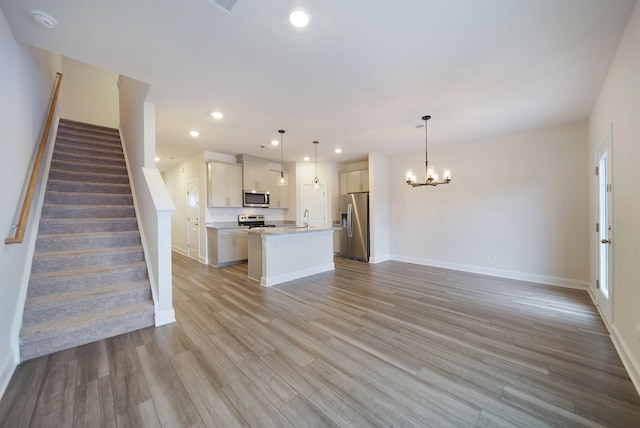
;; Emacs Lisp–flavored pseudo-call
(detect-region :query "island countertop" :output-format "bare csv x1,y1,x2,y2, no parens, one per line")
247,226,333,235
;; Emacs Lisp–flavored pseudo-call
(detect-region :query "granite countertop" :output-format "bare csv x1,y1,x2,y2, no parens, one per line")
206,221,294,229
248,226,334,235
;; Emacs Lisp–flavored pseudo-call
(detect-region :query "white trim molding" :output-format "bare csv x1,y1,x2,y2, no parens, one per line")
611,325,640,397
390,255,589,290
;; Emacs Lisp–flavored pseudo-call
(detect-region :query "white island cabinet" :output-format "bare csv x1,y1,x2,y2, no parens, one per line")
248,227,334,287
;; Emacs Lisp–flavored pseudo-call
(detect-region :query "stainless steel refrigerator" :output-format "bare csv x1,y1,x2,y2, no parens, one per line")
340,192,369,262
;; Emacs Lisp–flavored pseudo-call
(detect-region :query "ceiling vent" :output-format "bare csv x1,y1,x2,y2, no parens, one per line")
206,0,244,15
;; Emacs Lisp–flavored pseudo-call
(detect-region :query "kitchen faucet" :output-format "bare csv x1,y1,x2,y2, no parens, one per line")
303,209,309,229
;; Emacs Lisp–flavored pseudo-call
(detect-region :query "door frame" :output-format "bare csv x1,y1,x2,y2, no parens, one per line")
595,124,613,326
187,178,200,261
300,182,329,229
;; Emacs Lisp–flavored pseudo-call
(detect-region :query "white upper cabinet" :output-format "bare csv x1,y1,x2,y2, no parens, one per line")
268,170,289,209
207,162,242,207
340,169,369,194
241,159,269,192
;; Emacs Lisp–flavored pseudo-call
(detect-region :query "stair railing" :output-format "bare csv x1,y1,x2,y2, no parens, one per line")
6,72,63,245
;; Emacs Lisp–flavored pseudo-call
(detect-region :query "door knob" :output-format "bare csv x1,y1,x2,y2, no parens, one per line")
600,239,611,244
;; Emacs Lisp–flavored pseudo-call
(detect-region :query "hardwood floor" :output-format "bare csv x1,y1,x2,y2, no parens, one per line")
1,253,639,427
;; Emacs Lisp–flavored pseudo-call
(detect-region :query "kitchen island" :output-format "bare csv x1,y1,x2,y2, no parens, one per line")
247,227,334,287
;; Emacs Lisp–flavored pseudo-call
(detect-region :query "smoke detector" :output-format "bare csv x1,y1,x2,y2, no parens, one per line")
206,0,244,15
30,11,58,29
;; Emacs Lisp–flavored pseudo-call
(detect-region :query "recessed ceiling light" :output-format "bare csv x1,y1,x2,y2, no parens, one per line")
189,130,200,137
271,140,279,146
289,9,310,28
30,11,58,29
304,156,310,161
335,148,342,154
154,156,160,161
211,111,224,119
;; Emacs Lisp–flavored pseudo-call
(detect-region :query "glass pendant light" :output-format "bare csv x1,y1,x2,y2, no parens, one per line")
277,130,288,186
312,141,321,190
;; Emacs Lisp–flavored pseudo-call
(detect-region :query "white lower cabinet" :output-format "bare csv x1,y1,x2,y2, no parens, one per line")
208,228,248,266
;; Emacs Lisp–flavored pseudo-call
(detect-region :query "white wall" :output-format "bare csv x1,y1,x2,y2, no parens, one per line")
369,153,390,263
0,9,61,398
295,161,339,225
59,57,119,128
119,75,175,326
389,121,589,287
588,0,640,392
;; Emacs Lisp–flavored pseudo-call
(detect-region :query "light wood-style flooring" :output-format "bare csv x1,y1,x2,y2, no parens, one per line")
1,253,640,427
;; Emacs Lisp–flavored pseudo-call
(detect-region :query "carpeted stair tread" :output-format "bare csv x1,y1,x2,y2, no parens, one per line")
44,191,133,206
46,179,131,194
59,118,120,133
29,260,147,282
35,231,141,251
41,204,136,219
48,168,130,184
38,218,139,234
55,142,124,157
52,152,126,168
20,301,155,360
21,301,153,338
31,246,144,274
23,281,152,325
34,244,141,257
50,159,127,172
27,261,149,298
55,134,122,150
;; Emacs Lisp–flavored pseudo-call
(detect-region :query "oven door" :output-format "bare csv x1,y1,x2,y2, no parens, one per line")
243,191,270,207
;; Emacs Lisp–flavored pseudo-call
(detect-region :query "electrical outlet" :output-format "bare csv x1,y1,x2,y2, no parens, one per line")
637,324,640,343
490,252,497,261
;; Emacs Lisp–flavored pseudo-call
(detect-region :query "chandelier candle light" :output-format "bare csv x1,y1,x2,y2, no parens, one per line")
406,115,452,187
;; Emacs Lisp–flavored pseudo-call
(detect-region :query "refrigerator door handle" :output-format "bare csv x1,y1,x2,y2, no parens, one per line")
347,203,353,238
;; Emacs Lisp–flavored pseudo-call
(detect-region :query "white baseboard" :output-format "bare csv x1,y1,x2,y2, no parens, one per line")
172,246,188,257
0,351,17,401
389,255,589,290
155,308,176,327
611,325,640,397
370,254,391,264
261,263,335,287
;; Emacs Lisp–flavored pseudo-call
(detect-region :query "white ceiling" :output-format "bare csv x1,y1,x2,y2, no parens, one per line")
1,0,636,169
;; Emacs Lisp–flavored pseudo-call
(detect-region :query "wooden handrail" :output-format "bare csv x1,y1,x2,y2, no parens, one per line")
5,72,63,245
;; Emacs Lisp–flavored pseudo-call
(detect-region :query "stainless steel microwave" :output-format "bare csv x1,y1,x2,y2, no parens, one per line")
243,190,270,208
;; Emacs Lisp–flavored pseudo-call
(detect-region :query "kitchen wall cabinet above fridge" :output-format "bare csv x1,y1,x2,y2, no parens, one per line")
207,161,243,208
237,154,269,192
339,169,369,195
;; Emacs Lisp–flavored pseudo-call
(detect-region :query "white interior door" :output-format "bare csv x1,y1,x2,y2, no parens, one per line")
596,127,613,325
187,179,200,260
301,183,328,228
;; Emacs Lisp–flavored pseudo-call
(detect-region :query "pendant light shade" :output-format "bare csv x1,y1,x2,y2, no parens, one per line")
277,130,288,186
312,141,321,190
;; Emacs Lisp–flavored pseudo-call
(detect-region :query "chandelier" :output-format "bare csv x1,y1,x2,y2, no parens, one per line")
405,115,451,187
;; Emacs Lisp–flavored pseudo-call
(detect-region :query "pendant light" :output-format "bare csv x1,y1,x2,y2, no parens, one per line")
312,141,321,190
277,130,288,186
405,115,452,187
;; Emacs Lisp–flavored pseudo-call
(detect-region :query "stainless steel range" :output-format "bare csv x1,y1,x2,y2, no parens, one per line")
238,215,276,229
